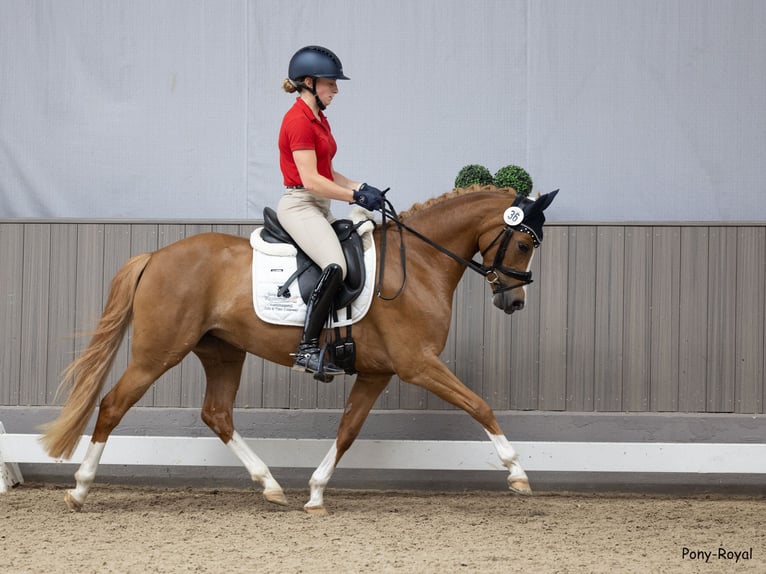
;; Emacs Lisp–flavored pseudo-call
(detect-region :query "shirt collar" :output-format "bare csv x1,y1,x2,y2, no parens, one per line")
295,97,325,123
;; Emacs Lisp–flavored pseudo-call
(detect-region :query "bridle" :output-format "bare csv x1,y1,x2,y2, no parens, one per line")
478,222,537,294
375,194,539,300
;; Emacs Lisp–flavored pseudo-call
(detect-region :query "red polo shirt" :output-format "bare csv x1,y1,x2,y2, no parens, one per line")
279,98,337,186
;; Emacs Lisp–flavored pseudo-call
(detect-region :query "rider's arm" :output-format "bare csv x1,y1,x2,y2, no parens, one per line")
330,166,361,194
292,149,357,202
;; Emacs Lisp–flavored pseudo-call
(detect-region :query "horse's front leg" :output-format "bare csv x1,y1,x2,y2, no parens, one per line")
400,356,531,494
305,373,391,515
485,430,531,494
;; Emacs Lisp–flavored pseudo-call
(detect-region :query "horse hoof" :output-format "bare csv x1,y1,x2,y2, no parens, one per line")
508,478,533,495
64,491,83,512
263,488,288,506
304,504,329,516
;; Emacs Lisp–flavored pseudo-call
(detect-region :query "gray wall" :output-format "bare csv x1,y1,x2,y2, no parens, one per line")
1,1,764,221
2,221,764,415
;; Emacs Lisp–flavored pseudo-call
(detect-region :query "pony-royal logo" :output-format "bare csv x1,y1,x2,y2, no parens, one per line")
681,547,753,563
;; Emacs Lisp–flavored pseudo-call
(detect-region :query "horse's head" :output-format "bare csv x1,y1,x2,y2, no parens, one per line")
479,189,559,314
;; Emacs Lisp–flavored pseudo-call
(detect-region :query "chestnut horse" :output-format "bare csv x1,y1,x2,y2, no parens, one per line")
41,185,558,514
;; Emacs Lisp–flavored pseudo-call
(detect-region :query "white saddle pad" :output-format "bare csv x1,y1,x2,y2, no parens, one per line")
250,215,376,327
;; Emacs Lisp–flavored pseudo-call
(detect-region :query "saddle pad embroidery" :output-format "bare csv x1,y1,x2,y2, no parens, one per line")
250,223,376,327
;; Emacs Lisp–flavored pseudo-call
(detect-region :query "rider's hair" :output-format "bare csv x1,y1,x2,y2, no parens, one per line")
282,78,299,93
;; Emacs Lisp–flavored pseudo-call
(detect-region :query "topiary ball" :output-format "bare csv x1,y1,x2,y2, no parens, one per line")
493,165,533,197
454,164,493,188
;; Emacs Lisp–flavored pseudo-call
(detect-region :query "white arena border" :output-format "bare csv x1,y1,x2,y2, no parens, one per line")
3,427,766,492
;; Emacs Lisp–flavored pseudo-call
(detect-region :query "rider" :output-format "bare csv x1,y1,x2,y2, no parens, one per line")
277,45,386,378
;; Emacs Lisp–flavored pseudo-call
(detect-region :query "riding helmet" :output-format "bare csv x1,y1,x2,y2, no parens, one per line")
288,46,350,81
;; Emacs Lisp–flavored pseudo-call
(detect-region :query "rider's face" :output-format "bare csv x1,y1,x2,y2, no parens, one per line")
312,78,339,108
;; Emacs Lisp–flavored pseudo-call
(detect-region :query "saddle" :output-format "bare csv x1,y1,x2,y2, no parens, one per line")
260,207,368,310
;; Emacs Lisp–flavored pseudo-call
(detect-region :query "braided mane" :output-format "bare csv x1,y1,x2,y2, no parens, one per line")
398,185,517,220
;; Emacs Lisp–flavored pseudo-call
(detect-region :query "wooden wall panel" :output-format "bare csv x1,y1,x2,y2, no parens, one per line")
0,223,23,406
594,227,624,411
508,250,541,410
622,227,652,411
735,227,765,413
19,224,51,405
261,361,291,409
706,227,738,412
538,227,569,411
565,227,597,411
46,224,78,403
290,369,319,410
315,370,347,410
236,354,264,409
650,227,681,411
678,228,709,412
2,221,765,416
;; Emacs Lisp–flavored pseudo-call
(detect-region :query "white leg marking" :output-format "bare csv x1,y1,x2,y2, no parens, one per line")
305,441,338,511
486,431,528,482
226,431,283,498
68,441,106,507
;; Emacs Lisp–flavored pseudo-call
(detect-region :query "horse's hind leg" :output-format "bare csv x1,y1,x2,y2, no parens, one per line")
195,337,287,506
305,373,391,515
65,361,166,511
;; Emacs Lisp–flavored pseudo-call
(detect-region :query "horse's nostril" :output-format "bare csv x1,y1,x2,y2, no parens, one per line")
512,300,525,311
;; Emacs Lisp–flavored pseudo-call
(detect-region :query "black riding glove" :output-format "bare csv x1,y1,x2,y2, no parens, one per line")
352,183,385,211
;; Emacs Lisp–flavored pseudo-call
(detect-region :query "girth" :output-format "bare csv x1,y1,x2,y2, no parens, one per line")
260,207,367,309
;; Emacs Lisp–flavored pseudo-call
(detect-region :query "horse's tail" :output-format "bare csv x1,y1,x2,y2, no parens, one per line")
40,252,152,459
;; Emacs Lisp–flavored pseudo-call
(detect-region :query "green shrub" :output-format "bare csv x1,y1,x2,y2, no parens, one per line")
454,164,493,188
493,165,533,197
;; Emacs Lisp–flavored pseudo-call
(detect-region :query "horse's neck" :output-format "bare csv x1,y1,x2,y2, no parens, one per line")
399,197,492,295
404,197,488,260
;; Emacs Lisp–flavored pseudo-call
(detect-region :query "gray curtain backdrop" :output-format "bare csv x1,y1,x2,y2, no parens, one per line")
1,0,764,221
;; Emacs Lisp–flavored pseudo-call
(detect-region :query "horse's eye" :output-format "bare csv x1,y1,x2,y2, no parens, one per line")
517,241,531,254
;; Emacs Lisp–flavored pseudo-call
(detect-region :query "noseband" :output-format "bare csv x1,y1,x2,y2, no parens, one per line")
375,196,539,300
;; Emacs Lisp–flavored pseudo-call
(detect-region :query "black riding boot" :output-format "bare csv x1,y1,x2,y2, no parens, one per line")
292,263,346,380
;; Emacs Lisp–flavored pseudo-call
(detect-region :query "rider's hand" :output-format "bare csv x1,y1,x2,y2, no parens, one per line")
351,183,386,211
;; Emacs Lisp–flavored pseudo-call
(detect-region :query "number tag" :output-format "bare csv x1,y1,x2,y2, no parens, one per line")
503,206,525,226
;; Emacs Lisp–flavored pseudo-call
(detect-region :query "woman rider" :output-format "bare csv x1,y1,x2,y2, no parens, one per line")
277,45,385,378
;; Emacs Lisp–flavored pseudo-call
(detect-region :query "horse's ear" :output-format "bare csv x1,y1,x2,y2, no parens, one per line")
534,189,559,212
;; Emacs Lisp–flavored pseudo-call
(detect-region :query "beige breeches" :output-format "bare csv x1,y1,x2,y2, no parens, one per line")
276,188,347,279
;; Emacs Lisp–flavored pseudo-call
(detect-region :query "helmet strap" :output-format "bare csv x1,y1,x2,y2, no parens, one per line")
307,77,326,111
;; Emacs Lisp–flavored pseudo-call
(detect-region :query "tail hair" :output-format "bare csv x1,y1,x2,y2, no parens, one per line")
39,252,152,459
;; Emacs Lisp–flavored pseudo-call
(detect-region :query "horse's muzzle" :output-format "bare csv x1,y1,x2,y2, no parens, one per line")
493,291,525,314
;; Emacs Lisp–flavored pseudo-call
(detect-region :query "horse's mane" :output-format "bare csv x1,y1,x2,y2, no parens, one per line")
398,184,517,220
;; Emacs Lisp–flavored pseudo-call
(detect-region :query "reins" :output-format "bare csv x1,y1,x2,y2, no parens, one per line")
375,195,407,300
374,194,534,300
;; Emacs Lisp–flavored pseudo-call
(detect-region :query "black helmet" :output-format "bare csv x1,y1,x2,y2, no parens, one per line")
288,46,350,81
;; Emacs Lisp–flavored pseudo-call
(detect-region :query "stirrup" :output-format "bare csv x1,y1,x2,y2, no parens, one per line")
292,345,345,378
